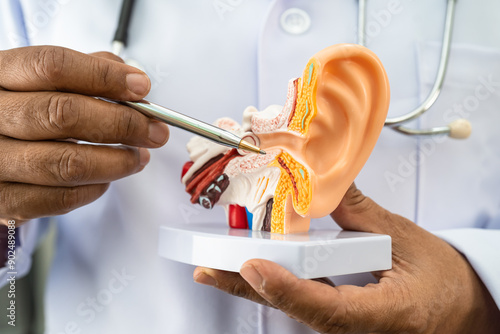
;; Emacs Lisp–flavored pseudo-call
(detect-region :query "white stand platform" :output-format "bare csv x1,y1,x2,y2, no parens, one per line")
158,224,391,279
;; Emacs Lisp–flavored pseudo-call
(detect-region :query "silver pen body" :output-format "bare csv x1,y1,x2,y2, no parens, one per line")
121,100,243,149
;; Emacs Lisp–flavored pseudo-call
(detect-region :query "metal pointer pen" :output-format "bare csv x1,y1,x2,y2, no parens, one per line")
120,100,266,155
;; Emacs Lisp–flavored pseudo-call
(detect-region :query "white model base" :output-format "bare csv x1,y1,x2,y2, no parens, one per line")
158,224,391,279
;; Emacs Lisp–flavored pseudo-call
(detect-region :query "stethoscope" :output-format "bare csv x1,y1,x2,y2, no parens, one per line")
113,0,471,139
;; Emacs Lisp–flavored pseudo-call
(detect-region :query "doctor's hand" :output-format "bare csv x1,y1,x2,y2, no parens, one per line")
0,46,169,226
194,184,500,333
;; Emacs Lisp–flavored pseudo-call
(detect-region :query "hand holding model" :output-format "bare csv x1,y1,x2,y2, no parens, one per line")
0,46,169,226
195,183,500,333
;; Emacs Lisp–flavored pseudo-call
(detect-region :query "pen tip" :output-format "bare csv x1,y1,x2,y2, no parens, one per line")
238,140,266,155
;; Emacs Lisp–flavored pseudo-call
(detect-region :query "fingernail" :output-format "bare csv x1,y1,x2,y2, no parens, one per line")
126,73,150,96
148,122,169,145
240,264,263,289
139,148,150,168
194,271,217,287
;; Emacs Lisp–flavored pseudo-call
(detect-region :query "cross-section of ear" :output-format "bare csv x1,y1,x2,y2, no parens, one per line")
181,44,390,234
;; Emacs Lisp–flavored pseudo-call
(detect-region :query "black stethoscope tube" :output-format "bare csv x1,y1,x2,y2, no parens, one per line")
113,0,136,48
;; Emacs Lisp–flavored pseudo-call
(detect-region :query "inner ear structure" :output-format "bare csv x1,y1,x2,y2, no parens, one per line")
181,44,390,234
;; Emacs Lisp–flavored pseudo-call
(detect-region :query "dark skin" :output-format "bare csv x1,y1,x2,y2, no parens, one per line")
0,46,169,226
194,184,500,333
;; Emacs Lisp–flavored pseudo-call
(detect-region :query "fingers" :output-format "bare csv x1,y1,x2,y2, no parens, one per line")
0,47,158,221
330,183,411,236
0,91,169,147
193,267,274,307
0,182,110,221
0,46,150,100
330,183,387,233
0,138,150,187
238,259,399,334
330,183,430,260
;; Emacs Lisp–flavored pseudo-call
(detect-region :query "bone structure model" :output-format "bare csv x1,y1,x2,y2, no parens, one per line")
181,44,390,234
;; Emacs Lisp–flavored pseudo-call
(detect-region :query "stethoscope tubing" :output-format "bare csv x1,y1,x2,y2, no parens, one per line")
383,0,456,126
359,0,469,138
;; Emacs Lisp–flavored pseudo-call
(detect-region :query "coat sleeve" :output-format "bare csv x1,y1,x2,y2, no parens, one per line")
433,228,500,310
0,0,30,50
0,219,51,288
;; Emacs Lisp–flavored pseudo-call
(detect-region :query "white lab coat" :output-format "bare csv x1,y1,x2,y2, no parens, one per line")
1,0,499,333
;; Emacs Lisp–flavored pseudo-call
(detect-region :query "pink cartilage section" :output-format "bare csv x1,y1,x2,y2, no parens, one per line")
215,118,240,131
225,150,279,178
251,79,298,134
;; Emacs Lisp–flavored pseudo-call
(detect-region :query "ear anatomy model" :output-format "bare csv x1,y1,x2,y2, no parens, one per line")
181,44,390,234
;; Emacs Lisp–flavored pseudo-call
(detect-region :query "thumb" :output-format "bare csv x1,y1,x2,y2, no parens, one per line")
330,183,401,235
240,259,395,334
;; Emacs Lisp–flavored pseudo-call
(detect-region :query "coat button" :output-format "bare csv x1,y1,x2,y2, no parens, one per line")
280,8,311,35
